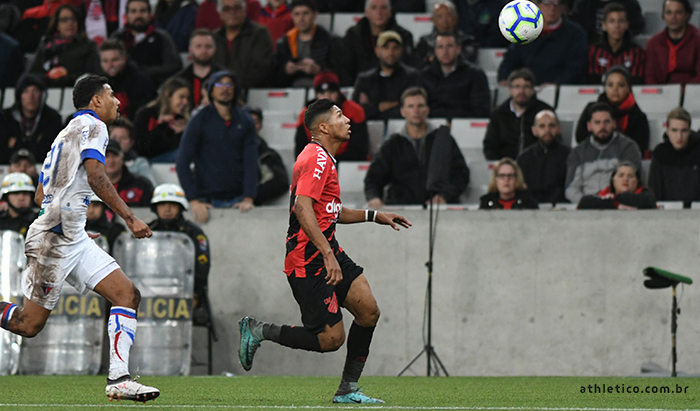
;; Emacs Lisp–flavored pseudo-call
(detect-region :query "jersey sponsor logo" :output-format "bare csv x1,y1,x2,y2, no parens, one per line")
325,198,342,217
313,149,328,180
42,194,54,204
81,127,89,145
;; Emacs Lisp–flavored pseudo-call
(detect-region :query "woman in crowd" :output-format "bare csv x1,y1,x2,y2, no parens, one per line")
134,77,191,162
479,158,538,210
577,161,656,209
575,65,649,155
28,4,100,87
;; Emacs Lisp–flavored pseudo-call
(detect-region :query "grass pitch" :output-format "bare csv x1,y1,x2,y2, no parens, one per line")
0,375,698,411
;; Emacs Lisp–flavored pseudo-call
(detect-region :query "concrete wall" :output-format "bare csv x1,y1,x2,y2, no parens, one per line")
131,208,700,377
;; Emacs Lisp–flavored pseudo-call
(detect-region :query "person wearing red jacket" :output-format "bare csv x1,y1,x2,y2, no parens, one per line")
256,0,293,47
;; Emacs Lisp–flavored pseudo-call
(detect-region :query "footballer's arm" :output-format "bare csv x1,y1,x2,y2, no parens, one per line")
338,207,412,231
294,195,342,285
34,183,44,207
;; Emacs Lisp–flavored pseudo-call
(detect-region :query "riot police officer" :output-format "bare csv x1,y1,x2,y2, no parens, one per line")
86,194,126,254
0,173,38,236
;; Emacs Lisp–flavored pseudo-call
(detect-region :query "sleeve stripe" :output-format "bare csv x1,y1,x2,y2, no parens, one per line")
81,149,105,165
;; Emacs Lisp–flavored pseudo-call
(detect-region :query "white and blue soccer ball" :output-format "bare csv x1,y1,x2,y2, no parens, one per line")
498,0,544,45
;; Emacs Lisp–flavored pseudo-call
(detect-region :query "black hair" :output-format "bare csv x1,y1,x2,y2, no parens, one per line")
126,0,152,14
47,4,86,38
507,68,536,87
602,2,626,21
290,0,318,12
109,117,135,141
304,98,335,131
664,0,692,16
73,75,109,110
99,38,127,55
587,102,615,122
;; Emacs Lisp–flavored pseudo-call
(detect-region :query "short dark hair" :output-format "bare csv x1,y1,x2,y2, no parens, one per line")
400,86,428,107
435,31,458,44
73,75,109,110
587,102,615,121
602,2,626,21
507,68,536,87
126,0,151,13
189,28,216,43
304,98,335,131
290,0,318,12
664,0,692,16
109,118,135,141
47,4,86,38
99,38,127,55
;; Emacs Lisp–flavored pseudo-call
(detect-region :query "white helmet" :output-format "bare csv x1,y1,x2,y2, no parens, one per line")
89,193,104,204
1,173,35,198
151,183,189,212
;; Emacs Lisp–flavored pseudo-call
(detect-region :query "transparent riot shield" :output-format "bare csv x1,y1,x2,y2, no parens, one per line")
113,232,195,376
0,231,25,376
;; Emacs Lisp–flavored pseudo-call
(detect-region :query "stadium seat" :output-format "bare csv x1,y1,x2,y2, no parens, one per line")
647,119,666,151
657,201,684,210
395,13,432,44
570,120,579,148
638,0,660,14
476,48,506,72
691,202,700,209
274,146,296,184
332,13,363,36
642,12,665,35
2,87,14,109
262,110,299,124
260,121,298,149
247,88,307,112
495,85,509,106
151,163,180,186
559,119,574,148
556,85,604,120
340,86,354,99
462,159,496,204
367,119,386,156
46,88,62,111
460,147,486,164
641,159,651,185
337,161,370,207
317,13,332,31
60,87,74,118
485,71,498,89
632,84,681,119
450,118,489,149
683,84,700,116
538,84,557,107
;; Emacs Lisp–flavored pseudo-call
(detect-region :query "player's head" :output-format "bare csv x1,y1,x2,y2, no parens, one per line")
304,98,350,142
151,184,189,222
74,75,121,125
1,172,35,217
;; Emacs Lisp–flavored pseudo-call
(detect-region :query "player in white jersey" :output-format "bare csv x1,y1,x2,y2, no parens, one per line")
0,75,160,403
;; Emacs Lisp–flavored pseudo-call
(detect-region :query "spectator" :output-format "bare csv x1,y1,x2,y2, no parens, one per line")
84,0,127,43
0,30,24,88
176,70,258,223
352,30,419,120
154,0,198,52
420,32,490,119
0,74,62,165
105,139,155,207
109,117,155,185
99,39,157,120
517,110,570,205
274,0,340,87
648,107,700,208
245,107,289,205
28,4,101,88
173,29,224,108
0,173,39,236
497,0,587,86
575,65,649,154
390,0,424,12
586,2,645,84
212,0,274,88
565,102,641,204
578,161,655,209
449,0,510,48
479,157,538,209
13,0,82,53
7,149,39,183
148,183,212,325
112,0,182,84
85,194,125,253
483,68,554,160
414,1,477,69
295,71,369,161
256,0,293,46
364,86,469,208
195,0,261,31
645,0,700,85
339,0,414,86
133,76,191,162
569,0,644,44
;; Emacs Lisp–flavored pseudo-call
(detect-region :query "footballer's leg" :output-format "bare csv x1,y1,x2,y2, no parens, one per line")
94,268,160,403
333,274,384,404
0,297,51,338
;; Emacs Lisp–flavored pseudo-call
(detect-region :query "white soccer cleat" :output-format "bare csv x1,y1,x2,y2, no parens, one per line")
105,375,160,403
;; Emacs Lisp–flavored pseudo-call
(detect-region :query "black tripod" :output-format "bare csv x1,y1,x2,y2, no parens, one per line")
398,198,449,376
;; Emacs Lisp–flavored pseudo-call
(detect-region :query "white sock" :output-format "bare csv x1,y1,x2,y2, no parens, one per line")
107,306,137,380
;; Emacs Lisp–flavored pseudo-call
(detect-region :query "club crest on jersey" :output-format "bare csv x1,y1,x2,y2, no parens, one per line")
41,283,54,296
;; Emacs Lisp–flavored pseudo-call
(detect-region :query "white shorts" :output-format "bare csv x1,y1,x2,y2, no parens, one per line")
22,228,120,310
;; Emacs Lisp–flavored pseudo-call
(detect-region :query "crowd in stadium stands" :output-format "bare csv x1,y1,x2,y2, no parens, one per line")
4,0,700,217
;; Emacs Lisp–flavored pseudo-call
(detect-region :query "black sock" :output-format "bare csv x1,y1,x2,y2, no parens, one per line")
337,322,375,395
277,325,323,352
262,323,282,341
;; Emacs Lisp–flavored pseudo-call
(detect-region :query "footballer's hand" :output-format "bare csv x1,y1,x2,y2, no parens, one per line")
376,212,412,231
190,200,212,223
87,232,100,240
323,252,343,285
127,216,152,239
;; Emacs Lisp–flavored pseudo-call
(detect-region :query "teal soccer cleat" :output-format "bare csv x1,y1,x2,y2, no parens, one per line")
332,387,385,404
238,316,262,371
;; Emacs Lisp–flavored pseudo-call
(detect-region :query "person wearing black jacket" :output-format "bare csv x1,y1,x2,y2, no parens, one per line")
483,68,554,160
648,108,700,208
578,161,655,209
414,1,477,69
419,32,490,119
517,110,570,205
274,0,340,87
352,30,419,121
479,158,538,209
339,0,414,86
365,86,469,207
85,194,126,254
246,107,290,205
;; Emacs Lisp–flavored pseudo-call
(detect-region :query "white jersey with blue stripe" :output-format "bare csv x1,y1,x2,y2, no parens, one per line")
31,110,109,240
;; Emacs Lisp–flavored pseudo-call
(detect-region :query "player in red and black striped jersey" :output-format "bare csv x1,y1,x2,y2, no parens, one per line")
238,99,411,404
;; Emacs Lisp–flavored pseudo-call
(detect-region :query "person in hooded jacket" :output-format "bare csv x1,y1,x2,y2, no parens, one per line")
0,173,39,237
0,73,62,164
577,161,655,209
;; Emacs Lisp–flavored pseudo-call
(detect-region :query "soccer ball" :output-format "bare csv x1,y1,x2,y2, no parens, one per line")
498,0,544,45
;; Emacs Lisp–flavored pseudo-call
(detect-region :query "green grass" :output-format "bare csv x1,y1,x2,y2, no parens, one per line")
0,375,699,410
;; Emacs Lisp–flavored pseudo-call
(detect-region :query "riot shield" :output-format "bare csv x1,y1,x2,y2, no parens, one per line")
113,232,195,376
0,231,25,376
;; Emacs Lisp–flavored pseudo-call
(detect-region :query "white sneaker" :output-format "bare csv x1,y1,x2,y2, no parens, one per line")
105,375,160,402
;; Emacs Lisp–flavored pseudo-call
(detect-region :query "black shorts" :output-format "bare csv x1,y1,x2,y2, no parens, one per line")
287,250,364,334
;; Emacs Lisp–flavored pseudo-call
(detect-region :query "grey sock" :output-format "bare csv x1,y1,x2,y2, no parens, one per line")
262,322,281,342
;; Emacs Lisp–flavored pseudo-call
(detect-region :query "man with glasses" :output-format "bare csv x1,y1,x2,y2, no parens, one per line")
497,0,587,86
483,68,554,160
176,70,259,223
213,0,274,88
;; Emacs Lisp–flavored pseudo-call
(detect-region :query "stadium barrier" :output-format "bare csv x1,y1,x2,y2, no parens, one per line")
0,231,24,376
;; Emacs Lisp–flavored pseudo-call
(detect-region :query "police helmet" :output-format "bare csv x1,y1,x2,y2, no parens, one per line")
1,172,36,200
151,183,189,212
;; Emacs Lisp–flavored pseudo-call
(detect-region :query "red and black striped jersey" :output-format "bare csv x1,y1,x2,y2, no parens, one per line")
587,40,646,84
